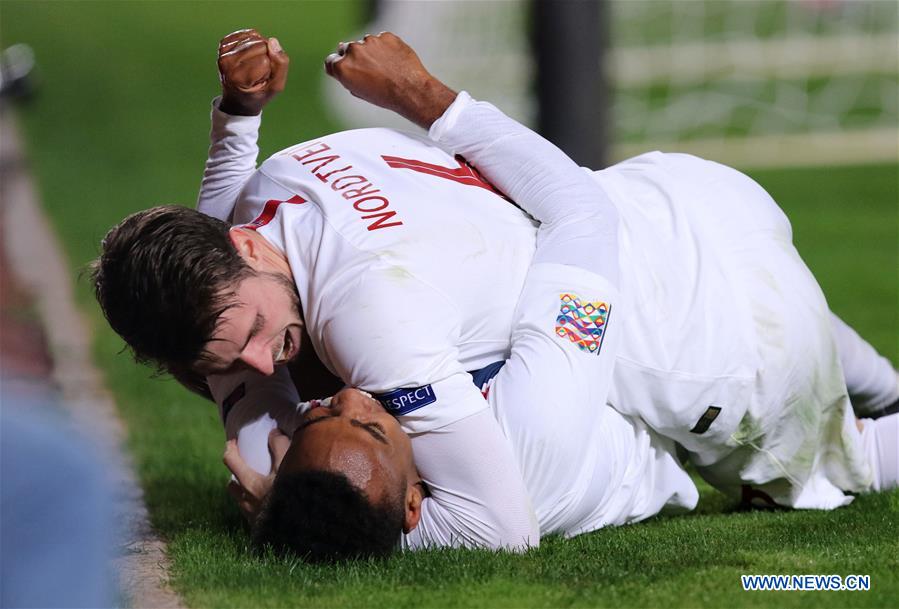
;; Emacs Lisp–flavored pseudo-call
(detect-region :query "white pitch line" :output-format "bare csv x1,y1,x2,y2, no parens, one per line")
0,110,185,609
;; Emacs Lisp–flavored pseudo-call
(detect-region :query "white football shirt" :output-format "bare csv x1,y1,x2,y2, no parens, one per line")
409,94,698,543
199,95,761,459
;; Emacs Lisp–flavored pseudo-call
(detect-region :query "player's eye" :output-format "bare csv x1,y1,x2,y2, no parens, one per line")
366,422,387,437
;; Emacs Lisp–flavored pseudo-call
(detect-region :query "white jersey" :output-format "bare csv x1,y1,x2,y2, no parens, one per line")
210,122,539,435
416,95,698,540
199,94,697,547
199,95,764,452
198,91,869,548
201,97,541,548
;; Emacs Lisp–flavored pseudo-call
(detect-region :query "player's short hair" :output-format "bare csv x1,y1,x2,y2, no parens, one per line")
253,469,405,562
91,205,253,376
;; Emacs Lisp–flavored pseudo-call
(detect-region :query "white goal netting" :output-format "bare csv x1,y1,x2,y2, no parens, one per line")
325,0,898,169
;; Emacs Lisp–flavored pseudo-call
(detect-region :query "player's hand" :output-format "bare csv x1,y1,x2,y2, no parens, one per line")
324,32,457,129
218,28,289,116
223,429,290,524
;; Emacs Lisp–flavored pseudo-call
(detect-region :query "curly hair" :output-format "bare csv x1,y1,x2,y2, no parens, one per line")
90,205,254,376
253,469,406,563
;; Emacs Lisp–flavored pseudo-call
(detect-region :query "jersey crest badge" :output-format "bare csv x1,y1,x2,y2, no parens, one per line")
555,293,611,355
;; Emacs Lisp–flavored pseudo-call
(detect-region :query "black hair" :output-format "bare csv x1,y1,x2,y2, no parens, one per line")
253,469,405,563
91,205,254,376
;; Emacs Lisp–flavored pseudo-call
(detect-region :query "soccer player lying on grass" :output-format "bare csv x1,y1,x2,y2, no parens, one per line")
211,33,899,560
91,32,899,557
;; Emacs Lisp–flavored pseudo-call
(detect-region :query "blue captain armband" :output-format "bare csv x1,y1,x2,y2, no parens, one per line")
374,385,437,415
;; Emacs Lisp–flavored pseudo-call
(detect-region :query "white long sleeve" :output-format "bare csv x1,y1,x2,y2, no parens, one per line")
196,97,262,222
401,409,539,551
430,91,619,285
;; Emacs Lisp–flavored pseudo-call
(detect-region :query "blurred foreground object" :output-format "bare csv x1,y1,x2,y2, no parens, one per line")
1,401,116,608
0,43,38,103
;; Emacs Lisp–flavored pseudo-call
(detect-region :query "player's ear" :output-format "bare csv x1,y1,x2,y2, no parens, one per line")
229,227,264,269
402,482,424,534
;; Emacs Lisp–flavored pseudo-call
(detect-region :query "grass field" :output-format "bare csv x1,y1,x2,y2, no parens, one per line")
2,2,897,608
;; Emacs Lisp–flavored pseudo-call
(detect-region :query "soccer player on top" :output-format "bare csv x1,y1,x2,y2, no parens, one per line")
92,31,899,560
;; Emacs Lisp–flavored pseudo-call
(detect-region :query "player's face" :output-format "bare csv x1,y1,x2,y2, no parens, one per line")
279,388,416,503
197,273,303,377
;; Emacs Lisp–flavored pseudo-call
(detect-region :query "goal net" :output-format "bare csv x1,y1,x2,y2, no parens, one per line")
324,0,898,168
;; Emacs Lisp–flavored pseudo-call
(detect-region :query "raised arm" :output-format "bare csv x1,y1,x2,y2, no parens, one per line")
326,32,618,284
327,33,624,542
430,94,619,284
197,29,289,222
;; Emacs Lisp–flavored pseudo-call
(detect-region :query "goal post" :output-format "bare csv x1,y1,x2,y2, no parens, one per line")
532,0,610,168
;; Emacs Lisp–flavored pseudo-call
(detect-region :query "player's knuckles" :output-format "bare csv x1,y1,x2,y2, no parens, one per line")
220,30,263,47
220,40,266,61
235,42,269,60
336,57,359,80
223,28,260,40
326,56,346,78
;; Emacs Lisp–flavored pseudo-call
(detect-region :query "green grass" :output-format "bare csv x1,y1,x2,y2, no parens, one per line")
2,2,897,608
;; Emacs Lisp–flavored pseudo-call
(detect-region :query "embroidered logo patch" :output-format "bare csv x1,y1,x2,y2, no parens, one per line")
374,385,437,415
555,293,611,355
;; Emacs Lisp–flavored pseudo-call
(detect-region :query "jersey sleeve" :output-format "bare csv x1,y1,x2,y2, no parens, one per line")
196,97,262,222
488,262,621,510
430,91,619,286
206,366,303,475
401,409,539,551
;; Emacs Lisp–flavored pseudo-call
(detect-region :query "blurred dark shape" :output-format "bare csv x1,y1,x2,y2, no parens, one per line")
0,44,38,104
364,0,381,24
0,398,116,609
532,0,609,168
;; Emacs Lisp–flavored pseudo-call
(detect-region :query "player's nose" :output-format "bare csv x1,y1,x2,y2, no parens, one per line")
331,388,380,418
239,344,275,376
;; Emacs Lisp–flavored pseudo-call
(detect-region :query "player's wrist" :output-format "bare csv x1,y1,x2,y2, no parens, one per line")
402,77,457,130
219,93,264,117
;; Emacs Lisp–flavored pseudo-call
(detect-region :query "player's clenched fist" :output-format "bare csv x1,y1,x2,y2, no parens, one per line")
218,28,289,116
325,32,457,129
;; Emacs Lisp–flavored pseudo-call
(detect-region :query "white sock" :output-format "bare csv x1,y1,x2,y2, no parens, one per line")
860,413,899,492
